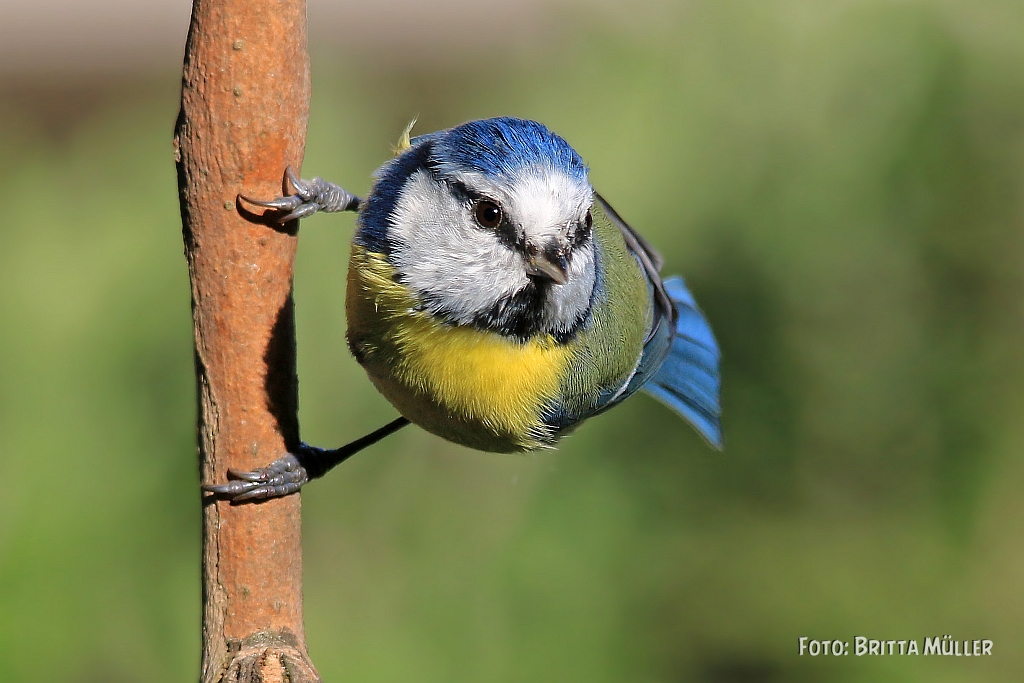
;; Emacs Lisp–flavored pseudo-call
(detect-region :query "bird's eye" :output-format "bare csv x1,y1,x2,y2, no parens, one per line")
570,209,593,246
474,199,502,229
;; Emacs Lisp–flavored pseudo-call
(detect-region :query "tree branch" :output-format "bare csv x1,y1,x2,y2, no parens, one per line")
174,0,316,681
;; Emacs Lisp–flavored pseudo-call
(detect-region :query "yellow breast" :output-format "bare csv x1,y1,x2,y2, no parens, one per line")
346,245,573,451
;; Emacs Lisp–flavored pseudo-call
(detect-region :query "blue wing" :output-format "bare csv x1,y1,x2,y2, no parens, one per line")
541,195,722,449
641,277,723,449
587,276,722,450
594,195,722,448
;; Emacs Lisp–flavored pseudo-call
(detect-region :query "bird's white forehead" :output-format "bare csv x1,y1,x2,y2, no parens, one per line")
457,165,592,236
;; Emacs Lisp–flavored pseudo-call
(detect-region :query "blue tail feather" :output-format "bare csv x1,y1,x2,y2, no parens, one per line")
643,276,723,449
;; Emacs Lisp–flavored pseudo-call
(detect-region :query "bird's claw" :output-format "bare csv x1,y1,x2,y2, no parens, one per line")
202,453,309,502
238,166,361,223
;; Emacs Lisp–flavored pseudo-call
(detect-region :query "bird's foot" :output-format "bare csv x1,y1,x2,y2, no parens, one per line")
202,452,310,502
202,419,409,503
239,166,360,222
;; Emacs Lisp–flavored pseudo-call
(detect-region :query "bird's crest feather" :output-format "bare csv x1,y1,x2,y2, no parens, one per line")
392,117,418,156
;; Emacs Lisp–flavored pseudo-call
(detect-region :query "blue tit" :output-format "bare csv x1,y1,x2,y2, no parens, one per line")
206,117,721,502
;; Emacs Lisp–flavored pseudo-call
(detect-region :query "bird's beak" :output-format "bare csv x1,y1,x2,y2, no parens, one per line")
526,250,569,285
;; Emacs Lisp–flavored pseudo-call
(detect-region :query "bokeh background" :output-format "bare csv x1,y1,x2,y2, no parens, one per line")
2,0,1024,681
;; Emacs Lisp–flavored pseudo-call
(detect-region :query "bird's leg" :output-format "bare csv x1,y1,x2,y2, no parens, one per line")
203,417,410,503
210,165,378,503
239,166,361,222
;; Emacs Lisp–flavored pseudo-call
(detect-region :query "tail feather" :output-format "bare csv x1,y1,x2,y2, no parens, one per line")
643,277,723,449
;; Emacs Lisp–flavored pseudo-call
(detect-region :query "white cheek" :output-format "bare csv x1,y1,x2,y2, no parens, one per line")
387,170,528,322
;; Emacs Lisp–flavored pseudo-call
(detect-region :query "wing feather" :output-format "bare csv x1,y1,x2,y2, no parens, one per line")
594,193,676,341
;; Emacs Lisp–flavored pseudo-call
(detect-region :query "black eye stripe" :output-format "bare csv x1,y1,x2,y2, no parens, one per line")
448,180,478,203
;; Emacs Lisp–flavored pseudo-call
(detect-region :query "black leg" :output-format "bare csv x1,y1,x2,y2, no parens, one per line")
203,417,410,502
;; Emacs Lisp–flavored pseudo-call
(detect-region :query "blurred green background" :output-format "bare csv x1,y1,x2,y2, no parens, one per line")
2,0,1024,681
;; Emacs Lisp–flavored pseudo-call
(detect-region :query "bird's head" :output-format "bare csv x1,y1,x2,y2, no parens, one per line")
360,117,597,342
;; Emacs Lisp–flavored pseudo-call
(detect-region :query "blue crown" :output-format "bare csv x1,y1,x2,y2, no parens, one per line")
427,117,588,183
359,118,589,255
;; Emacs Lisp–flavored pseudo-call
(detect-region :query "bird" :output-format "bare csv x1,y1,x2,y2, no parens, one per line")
205,117,721,502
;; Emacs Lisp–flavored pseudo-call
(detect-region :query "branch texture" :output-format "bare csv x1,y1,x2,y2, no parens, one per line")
173,0,315,681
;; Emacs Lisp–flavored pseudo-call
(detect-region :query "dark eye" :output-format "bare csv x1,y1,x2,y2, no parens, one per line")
571,209,593,246
474,199,502,228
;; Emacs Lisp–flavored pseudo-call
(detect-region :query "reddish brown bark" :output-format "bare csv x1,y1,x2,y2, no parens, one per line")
173,0,317,681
